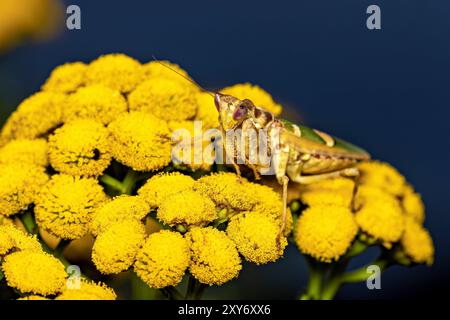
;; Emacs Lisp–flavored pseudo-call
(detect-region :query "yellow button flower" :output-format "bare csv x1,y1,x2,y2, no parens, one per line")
56,280,117,300
0,91,65,142
48,119,112,177
134,230,190,289
91,195,150,236
0,225,42,256
129,78,198,121
355,200,405,247
227,211,287,264
143,60,192,84
222,83,282,115
401,217,434,265
92,220,147,274
42,62,87,93
137,172,195,208
357,161,406,196
195,92,220,129
2,250,66,296
299,178,354,208
64,85,128,125
108,112,171,171
0,163,49,216
402,185,425,224
35,174,107,240
85,53,144,93
0,138,48,167
295,205,358,263
157,190,217,227
187,227,242,285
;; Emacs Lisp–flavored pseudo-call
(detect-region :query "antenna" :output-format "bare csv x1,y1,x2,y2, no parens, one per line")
151,55,216,97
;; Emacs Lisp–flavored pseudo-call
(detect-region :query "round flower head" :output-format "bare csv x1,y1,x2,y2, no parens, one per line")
134,230,190,289
35,174,107,240
401,217,434,265
48,119,111,177
357,161,406,196
92,220,147,274
0,225,42,256
295,205,358,263
222,83,282,115
354,185,398,210
108,112,171,171
143,60,192,84
227,211,287,264
64,85,128,125
137,172,194,208
2,250,66,296
129,78,198,121
0,215,14,227
57,280,117,300
0,91,65,142
195,92,220,129
157,190,217,227
0,163,49,216
299,178,354,208
355,199,405,247
91,195,150,236
402,185,425,224
193,172,254,213
187,227,242,285
42,62,87,93
0,138,48,167
85,53,144,93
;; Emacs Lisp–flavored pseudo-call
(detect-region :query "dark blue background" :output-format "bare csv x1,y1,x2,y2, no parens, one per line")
0,0,449,299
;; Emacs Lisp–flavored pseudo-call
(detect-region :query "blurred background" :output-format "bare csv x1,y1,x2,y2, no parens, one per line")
0,0,449,299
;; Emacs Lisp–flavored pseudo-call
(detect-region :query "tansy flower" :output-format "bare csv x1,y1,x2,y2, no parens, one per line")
0,163,49,216
129,78,198,121
2,250,66,296
227,211,287,264
0,225,42,256
42,62,87,93
295,205,358,263
357,161,406,196
298,178,354,208
85,53,144,93
0,216,14,227
195,92,220,129
18,296,49,300
48,119,111,177
0,138,48,167
355,200,405,248
187,227,242,285
193,172,254,213
222,83,282,115
157,190,217,227
143,60,192,84
134,230,190,289
91,195,150,236
92,220,147,274
402,185,425,224
400,217,434,265
35,174,107,240
354,185,399,210
0,91,65,142
108,112,171,171
56,280,117,300
64,85,128,125
137,172,195,208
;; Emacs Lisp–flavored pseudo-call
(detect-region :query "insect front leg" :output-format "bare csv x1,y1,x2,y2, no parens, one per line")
274,144,290,245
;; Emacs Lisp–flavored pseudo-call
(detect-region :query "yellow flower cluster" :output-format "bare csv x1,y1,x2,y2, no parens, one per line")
56,280,117,300
0,138,48,167
293,161,434,265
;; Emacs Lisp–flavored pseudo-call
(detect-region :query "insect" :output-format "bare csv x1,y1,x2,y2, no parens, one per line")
154,58,370,242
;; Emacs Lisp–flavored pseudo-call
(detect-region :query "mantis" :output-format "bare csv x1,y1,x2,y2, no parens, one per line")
154,59,370,242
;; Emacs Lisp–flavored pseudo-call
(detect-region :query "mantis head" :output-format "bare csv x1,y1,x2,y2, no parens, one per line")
214,93,255,131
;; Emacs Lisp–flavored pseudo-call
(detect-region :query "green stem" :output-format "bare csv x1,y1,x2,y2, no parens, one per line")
122,170,140,195
161,287,184,300
301,258,324,300
186,274,197,300
99,174,125,193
